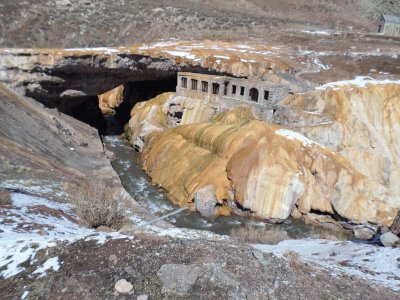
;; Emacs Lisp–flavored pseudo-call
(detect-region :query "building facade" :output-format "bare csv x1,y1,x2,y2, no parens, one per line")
176,72,290,121
378,14,400,36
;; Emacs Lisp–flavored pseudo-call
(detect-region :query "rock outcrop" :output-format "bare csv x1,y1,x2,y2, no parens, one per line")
0,82,170,227
136,105,398,226
272,81,400,205
98,85,125,116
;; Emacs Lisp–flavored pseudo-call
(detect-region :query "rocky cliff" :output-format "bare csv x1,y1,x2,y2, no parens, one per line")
126,80,400,228
273,80,400,201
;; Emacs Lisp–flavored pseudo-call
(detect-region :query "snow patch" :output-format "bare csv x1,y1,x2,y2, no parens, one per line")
33,257,60,278
313,58,331,70
240,58,257,63
65,47,120,54
138,41,181,50
317,76,400,90
0,193,130,279
254,239,400,291
275,129,325,148
301,30,331,36
164,50,197,60
214,55,230,60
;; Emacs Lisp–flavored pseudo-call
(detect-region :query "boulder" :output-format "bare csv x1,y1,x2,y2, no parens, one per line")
352,226,376,240
194,185,219,219
157,264,202,296
380,232,400,247
115,279,133,294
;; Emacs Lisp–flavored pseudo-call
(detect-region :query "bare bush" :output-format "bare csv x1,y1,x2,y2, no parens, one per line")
0,188,11,205
284,250,303,268
71,183,128,229
230,224,291,244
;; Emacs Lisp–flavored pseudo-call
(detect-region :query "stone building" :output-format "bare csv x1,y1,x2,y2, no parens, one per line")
176,72,290,120
378,14,400,36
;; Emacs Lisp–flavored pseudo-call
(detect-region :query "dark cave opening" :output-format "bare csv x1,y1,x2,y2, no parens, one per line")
60,77,177,136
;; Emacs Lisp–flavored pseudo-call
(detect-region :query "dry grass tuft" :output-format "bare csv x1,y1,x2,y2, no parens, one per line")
0,188,11,205
71,183,128,230
284,250,303,268
230,224,291,244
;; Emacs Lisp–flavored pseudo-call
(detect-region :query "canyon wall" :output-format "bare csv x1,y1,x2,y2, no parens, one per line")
126,81,400,227
274,82,400,200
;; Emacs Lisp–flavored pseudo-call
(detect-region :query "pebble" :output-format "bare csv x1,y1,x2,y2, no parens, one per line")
137,295,148,300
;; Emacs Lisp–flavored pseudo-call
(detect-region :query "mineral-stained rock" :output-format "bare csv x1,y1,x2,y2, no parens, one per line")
124,92,172,151
98,85,124,116
124,92,217,151
139,106,399,226
275,83,400,202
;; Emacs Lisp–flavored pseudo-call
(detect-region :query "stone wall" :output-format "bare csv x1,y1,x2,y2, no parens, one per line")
176,72,289,123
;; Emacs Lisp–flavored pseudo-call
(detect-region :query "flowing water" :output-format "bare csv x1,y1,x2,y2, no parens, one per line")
104,135,353,240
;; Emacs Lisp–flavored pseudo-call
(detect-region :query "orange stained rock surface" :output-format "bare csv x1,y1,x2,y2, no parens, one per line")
124,92,173,146
98,85,124,116
282,83,400,200
139,107,398,226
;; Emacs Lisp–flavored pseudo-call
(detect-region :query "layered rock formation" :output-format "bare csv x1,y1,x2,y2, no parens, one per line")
126,80,400,227
273,81,400,202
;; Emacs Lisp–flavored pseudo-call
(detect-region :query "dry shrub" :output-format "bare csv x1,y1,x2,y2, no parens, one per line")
230,224,291,244
71,183,128,229
0,188,11,205
284,250,303,268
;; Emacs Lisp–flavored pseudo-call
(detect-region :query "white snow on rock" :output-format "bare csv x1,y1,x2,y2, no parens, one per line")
275,129,325,148
64,47,121,54
254,239,400,291
138,40,181,50
214,55,231,60
33,256,60,278
317,76,400,90
164,50,197,60
301,30,331,36
128,215,225,241
21,291,29,299
0,193,131,279
313,58,331,70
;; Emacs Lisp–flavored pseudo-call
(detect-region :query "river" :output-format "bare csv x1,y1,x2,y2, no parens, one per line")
104,135,353,240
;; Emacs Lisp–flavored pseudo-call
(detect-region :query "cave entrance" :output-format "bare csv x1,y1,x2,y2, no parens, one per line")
60,77,177,136
106,78,177,135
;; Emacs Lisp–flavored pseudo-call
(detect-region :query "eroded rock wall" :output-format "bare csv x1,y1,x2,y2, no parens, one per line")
274,83,400,200
138,106,398,226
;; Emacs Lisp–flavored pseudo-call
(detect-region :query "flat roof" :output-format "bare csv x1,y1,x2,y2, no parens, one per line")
382,14,400,24
178,72,226,80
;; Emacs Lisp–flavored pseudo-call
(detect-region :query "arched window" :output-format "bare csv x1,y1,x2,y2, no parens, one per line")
249,88,259,102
